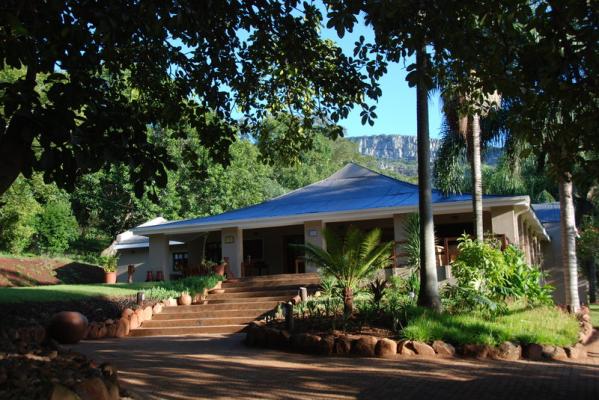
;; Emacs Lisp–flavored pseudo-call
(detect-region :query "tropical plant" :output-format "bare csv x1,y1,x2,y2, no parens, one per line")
401,213,421,270
99,254,118,273
300,227,393,317
449,235,553,313
369,278,388,310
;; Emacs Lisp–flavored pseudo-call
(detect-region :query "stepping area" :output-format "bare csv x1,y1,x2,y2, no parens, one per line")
129,273,320,337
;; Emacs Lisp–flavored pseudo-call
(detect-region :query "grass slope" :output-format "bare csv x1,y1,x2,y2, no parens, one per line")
402,304,580,347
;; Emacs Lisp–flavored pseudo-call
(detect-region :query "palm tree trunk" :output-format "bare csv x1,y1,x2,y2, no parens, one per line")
415,46,441,311
586,259,596,304
471,113,484,241
342,286,353,317
559,173,580,313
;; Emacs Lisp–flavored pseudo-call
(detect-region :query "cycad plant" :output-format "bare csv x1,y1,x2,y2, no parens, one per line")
300,226,393,317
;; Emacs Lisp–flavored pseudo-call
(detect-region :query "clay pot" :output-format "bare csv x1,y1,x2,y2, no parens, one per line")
178,293,192,306
212,263,226,276
48,311,89,344
104,272,117,284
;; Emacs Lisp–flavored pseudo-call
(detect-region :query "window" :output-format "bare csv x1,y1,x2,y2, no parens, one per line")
172,252,188,272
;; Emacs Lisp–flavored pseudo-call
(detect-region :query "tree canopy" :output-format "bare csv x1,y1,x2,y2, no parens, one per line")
0,1,379,197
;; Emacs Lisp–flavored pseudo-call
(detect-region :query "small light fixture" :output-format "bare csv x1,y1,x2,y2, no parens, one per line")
137,291,145,305
308,229,318,237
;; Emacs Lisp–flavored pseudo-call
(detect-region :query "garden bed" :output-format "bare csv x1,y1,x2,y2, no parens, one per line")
246,304,590,362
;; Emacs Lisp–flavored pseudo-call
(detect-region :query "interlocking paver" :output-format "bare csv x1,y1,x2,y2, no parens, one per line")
72,334,599,400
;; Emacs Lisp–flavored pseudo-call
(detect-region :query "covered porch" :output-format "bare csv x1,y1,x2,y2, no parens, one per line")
141,207,547,281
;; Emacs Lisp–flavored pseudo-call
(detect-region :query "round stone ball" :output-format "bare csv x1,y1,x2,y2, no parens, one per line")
48,311,89,344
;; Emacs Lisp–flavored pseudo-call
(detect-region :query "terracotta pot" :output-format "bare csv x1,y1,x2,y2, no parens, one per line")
178,293,192,306
104,272,117,284
192,293,205,304
48,311,88,344
212,263,226,276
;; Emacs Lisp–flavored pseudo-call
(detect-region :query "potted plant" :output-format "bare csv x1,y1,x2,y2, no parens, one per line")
100,254,118,284
178,291,192,306
212,260,226,276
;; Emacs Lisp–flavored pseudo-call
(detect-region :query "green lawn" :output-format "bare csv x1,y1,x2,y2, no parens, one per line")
0,275,222,303
0,283,147,303
402,304,580,347
590,303,599,328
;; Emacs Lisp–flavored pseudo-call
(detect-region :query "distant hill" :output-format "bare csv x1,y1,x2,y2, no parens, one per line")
348,134,501,177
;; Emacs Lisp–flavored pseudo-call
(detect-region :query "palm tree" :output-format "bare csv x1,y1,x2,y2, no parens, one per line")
415,47,442,311
433,88,501,241
300,226,393,317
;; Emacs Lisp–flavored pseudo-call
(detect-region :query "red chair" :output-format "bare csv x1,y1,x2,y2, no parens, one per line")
145,271,154,282
155,271,164,281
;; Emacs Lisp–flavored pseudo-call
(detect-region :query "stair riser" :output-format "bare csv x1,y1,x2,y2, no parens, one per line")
160,302,280,313
153,309,272,320
204,296,291,303
223,279,320,289
143,317,255,328
129,325,247,337
218,284,319,294
207,290,298,299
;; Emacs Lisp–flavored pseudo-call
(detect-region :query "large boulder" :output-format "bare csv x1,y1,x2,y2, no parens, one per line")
105,323,118,338
462,344,491,359
74,377,111,400
291,333,322,354
115,318,130,338
375,338,397,358
541,345,568,361
565,344,585,360
152,303,163,315
121,308,134,319
134,308,145,323
334,335,353,355
352,336,378,357
143,306,153,321
409,341,436,357
318,335,335,356
523,343,543,360
129,314,140,330
432,340,455,357
397,340,415,356
48,311,89,344
491,341,521,361
245,322,266,347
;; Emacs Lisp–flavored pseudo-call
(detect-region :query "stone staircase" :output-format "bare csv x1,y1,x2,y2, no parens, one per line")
129,273,320,337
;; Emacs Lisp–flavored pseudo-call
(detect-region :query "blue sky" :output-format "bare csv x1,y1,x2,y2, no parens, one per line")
320,17,444,138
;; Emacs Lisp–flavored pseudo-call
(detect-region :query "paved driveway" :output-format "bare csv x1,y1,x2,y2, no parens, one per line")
71,334,598,400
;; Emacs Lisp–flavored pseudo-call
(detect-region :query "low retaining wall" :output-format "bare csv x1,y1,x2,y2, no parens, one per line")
246,306,594,362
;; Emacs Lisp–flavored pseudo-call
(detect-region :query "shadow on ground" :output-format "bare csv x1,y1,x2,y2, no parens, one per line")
72,334,599,400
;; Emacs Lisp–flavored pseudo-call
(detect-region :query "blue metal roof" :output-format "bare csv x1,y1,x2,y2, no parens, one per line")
532,202,561,224
155,163,505,229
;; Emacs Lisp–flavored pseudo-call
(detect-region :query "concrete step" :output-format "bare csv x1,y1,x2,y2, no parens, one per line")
142,316,255,328
153,308,272,320
129,324,247,337
160,301,280,313
207,289,298,300
203,295,292,304
219,283,319,294
223,273,320,288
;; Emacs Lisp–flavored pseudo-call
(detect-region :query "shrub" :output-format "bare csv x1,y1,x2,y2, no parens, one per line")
138,274,224,300
447,235,553,313
35,199,79,254
0,177,42,253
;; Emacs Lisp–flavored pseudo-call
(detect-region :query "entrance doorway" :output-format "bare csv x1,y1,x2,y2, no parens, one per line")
283,235,304,273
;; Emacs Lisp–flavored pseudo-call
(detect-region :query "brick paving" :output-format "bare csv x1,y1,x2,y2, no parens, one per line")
71,334,599,400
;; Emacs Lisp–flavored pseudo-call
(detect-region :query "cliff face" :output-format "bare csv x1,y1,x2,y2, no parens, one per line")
348,134,440,162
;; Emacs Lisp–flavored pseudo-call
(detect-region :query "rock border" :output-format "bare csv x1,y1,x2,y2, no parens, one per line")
245,305,593,362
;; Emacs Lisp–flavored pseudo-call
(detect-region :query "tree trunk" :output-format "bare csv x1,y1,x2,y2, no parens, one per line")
415,47,441,311
342,286,353,317
588,259,597,304
559,174,580,312
471,113,484,241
